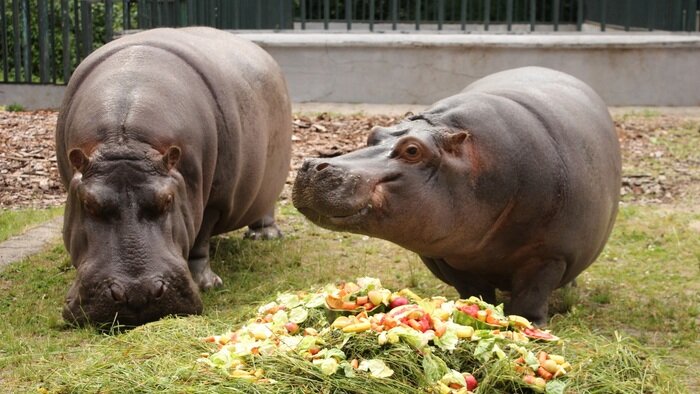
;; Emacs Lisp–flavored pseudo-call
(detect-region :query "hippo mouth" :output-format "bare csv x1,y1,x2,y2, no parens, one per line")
62,270,203,327
298,204,372,228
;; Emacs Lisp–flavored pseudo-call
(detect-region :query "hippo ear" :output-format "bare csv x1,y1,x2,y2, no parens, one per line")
68,148,89,173
367,126,391,146
163,146,181,170
444,132,470,154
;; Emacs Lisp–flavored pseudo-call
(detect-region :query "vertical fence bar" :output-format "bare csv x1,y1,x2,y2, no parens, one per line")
529,0,535,31
22,0,30,82
81,1,92,58
123,0,130,30
484,0,490,30
12,0,20,81
670,0,681,31
256,0,262,29
369,0,374,31
415,0,421,30
61,0,70,82
150,0,157,26
646,0,654,31
158,0,165,26
38,0,49,83
437,0,444,30
279,0,285,30
346,0,351,30
74,0,81,60
552,0,559,31
600,0,605,31
1,0,7,82
105,0,113,41
49,0,55,83
187,0,194,25
300,0,306,29
576,0,583,30
506,0,512,30
686,0,697,31
323,0,329,29
460,0,466,30
234,0,240,29
137,0,145,28
391,0,397,30
624,0,630,31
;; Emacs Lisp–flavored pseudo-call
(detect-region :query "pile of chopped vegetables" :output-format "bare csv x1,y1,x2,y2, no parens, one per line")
198,278,570,393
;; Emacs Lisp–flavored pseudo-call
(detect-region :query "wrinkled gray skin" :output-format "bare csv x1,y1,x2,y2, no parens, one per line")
293,67,620,325
56,27,291,326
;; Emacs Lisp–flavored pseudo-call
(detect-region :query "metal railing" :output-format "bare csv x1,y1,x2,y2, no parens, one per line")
1,0,699,85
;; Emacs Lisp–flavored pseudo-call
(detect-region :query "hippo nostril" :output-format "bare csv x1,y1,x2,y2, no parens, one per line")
315,162,330,171
152,280,166,299
109,283,126,303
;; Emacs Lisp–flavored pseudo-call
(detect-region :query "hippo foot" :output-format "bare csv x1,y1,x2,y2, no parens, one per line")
244,224,283,240
189,259,223,291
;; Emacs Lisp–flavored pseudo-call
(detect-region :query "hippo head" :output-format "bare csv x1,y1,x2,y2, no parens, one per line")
293,116,480,257
62,142,202,327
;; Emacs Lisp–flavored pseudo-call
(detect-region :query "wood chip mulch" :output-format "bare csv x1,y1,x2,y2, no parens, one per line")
1,110,696,209
0,110,401,209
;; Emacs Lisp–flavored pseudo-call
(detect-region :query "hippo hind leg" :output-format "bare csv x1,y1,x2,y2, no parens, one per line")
509,258,567,326
189,209,223,290
244,208,283,240
420,256,496,304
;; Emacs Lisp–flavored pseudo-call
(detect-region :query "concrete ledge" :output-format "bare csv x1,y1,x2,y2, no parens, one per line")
2,32,700,108
242,32,700,106
0,84,66,110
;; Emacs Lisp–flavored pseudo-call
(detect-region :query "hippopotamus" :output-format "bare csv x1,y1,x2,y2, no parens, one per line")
293,67,620,325
56,27,292,326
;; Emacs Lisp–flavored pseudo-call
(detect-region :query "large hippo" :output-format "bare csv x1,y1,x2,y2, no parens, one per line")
56,27,291,326
293,67,620,325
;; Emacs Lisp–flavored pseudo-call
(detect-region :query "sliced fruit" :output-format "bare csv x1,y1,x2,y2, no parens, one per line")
522,327,560,342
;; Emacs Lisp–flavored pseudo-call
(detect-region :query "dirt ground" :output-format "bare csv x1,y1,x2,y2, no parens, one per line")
1,109,698,209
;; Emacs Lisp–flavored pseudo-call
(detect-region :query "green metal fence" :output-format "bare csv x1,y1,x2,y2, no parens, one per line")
1,0,699,85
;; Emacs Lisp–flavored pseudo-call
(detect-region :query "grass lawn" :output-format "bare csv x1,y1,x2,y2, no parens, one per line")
0,207,63,243
0,200,697,393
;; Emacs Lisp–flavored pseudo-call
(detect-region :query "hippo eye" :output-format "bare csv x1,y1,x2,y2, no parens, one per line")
80,192,118,220
401,144,422,162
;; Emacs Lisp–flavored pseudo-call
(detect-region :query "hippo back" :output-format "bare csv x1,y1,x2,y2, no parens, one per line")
56,27,291,235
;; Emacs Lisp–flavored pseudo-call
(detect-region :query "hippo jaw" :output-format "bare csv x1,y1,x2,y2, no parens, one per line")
61,144,202,327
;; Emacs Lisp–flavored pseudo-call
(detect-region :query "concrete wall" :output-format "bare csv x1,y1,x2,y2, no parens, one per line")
2,33,700,109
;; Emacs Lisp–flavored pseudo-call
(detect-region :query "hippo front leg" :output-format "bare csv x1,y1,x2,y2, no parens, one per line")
244,208,283,240
509,258,567,326
189,209,223,290
420,256,496,304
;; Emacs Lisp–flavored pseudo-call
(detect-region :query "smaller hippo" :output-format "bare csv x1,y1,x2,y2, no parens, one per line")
57,27,292,326
293,67,621,325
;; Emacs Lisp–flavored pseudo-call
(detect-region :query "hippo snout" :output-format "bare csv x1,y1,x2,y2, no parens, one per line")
293,158,366,216
63,274,202,327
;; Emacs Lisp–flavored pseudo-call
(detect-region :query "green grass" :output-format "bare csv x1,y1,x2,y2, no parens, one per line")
0,200,698,393
0,207,63,242
3,103,25,112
